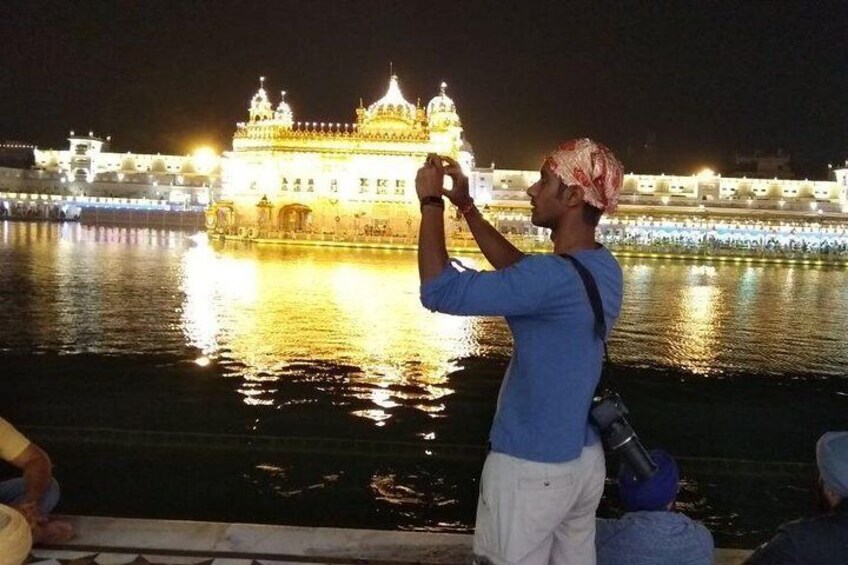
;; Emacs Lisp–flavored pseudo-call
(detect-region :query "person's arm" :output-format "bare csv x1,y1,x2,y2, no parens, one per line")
9,443,53,524
419,205,448,283
461,203,525,270
744,530,798,564
416,157,450,283
421,254,554,317
441,156,524,270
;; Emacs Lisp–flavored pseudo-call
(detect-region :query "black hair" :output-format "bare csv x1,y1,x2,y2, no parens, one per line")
557,182,604,227
582,204,603,227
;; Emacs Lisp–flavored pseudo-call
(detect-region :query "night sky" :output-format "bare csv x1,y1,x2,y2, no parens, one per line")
2,1,846,176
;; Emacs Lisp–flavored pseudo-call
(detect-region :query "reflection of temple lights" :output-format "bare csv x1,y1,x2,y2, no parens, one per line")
179,244,491,416
370,474,422,505
181,243,221,356
371,388,399,409
181,238,261,368
415,403,446,415
352,409,391,426
672,267,722,375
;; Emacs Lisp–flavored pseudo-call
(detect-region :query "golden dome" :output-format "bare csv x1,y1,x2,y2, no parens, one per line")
427,82,461,130
363,75,418,129
274,90,294,129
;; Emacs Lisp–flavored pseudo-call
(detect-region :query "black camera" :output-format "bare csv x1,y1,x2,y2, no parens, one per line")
590,392,657,480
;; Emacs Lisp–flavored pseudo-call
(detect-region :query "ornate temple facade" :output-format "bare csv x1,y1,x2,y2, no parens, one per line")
208,75,473,237
206,75,848,244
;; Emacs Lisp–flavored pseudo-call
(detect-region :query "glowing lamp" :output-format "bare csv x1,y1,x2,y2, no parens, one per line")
192,147,218,174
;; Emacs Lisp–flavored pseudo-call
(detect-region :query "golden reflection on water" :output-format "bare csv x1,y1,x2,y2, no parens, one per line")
671,266,724,375
6,222,848,402
180,238,483,422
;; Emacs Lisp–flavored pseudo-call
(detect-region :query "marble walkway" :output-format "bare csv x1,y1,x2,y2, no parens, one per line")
25,515,753,565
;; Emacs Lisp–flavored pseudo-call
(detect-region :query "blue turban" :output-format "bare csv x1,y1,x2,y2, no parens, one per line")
618,449,679,512
817,431,848,498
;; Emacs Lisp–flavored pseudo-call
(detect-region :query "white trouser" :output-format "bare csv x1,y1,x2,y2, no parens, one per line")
473,442,605,565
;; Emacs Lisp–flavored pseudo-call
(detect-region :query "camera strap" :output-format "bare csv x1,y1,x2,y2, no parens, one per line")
558,253,613,396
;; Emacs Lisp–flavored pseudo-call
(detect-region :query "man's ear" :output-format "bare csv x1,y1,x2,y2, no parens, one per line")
569,185,585,207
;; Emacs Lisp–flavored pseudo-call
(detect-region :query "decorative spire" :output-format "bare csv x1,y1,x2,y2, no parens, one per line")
249,76,274,122
440,81,447,95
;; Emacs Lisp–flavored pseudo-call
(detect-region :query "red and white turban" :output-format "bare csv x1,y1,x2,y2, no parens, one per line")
543,138,624,214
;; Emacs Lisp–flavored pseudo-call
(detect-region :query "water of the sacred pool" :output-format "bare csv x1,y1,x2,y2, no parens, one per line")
1,221,845,548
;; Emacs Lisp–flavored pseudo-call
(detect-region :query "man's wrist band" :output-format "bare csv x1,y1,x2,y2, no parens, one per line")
420,196,445,211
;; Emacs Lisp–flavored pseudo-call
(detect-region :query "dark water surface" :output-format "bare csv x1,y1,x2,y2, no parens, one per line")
1,221,846,547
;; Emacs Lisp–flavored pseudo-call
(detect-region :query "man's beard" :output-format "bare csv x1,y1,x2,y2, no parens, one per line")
530,211,555,230
814,479,835,513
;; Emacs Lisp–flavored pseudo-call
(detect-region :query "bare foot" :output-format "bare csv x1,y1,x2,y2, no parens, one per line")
33,519,74,544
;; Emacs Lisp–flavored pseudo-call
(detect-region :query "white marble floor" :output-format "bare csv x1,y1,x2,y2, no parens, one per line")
26,515,753,565
26,515,472,564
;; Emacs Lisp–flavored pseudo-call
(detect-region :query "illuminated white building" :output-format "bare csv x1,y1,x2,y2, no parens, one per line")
29,132,220,205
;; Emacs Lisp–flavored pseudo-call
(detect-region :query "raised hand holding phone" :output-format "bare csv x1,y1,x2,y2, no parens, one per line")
415,153,446,203
438,155,473,211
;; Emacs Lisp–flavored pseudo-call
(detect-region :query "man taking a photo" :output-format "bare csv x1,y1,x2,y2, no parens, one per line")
416,139,624,564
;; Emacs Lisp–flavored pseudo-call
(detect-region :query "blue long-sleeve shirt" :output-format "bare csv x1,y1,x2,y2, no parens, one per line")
596,512,715,565
421,249,623,463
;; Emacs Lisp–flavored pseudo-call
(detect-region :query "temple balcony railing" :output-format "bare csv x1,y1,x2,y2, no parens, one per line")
485,194,847,217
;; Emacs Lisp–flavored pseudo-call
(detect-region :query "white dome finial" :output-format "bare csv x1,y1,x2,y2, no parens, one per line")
274,88,294,129
426,80,461,128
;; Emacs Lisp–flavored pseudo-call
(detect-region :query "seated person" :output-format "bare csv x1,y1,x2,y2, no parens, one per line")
0,503,33,565
596,449,714,565
745,431,848,564
0,417,73,544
